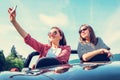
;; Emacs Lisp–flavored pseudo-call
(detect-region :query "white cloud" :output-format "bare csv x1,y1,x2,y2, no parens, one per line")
104,7,120,53
0,24,14,35
39,13,69,27
105,7,120,43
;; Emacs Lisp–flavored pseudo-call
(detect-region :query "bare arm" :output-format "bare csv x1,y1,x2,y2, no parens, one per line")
8,7,28,38
82,48,112,61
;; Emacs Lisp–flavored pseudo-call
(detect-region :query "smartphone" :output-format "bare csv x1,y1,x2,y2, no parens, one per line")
10,5,17,14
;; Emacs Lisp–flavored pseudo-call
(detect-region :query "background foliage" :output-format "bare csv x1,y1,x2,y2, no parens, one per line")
0,45,25,71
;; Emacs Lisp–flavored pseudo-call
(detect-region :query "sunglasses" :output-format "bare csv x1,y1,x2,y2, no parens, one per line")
79,27,88,34
48,31,58,36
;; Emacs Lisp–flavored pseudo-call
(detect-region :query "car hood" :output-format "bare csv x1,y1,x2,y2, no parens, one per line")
0,61,120,80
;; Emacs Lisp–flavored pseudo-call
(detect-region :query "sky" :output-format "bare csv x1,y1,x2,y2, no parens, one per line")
0,0,120,58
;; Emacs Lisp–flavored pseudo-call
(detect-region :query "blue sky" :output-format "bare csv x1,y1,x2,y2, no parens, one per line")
0,0,120,58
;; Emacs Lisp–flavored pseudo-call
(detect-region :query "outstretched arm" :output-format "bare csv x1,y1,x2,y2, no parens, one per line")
8,7,28,38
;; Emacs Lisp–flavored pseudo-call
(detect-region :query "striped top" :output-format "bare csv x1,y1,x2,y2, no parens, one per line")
77,37,110,62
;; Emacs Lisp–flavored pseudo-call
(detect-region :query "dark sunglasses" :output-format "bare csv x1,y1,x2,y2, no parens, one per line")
48,31,58,36
79,27,88,34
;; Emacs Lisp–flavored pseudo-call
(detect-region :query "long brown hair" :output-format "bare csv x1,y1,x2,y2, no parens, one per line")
79,24,97,45
50,27,67,46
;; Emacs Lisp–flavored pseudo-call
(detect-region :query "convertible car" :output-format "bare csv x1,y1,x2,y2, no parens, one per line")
0,50,120,80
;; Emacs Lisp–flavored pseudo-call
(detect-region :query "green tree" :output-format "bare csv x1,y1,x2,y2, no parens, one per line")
11,45,18,58
5,45,24,71
0,50,6,71
5,56,24,71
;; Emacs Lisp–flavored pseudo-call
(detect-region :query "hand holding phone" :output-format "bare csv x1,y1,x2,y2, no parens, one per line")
10,5,17,14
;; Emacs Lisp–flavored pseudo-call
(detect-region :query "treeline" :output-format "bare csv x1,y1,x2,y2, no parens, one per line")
0,45,25,71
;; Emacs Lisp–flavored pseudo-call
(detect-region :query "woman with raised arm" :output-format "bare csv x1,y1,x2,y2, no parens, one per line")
8,7,71,68
77,24,112,62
